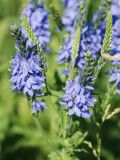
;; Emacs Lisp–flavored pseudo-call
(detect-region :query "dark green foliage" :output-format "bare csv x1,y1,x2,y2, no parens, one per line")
50,6,64,31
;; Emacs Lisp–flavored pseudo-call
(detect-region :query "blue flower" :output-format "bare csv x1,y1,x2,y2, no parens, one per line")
62,0,79,32
10,5,48,113
108,65,120,94
58,0,107,67
111,0,120,18
61,76,96,118
58,24,103,68
82,26,103,57
110,0,120,54
10,51,45,97
78,25,104,68
111,18,120,54
58,34,73,64
107,0,120,93
32,99,47,113
22,2,50,48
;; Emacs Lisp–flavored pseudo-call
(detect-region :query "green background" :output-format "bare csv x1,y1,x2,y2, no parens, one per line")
0,0,120,160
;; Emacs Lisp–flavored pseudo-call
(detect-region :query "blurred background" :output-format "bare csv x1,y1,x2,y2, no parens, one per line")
0,0,120,160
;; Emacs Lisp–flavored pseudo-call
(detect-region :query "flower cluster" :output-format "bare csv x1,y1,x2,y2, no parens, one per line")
58,0,108,68
77,0,109,64
21,2,50,48
112,18,120,54
62,0,79,33
111,0,120,18
10,26,47,114
61,51,96,118
111,0,120,54
10,0,120,118
61,76,96,118
58,22,104,69
59,0,110,118
107,0,120,93
78,25,104,68
11,52,45,97
10,1,51,113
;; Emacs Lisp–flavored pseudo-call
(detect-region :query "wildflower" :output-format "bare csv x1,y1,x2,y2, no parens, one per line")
91,0,120,56
21,2,50,48
10,52,45,97
61,76,96,118
32,99,47,113
111,0,120,18
10,21,47,113
58,0,88,66
111,18,120,54
10,25,46,98
62,0,79,32
61,51,96,118
111,0,120,54
58,25,103,68
77,25,104,68
107,0,120,93
58,0,108,67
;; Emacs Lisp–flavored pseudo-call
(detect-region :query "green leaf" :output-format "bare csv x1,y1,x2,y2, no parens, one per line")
70,131,88,147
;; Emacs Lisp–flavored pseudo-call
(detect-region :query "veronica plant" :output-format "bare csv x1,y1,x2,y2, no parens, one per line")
9,0,120,160
21,0,51,49
10,24,47,114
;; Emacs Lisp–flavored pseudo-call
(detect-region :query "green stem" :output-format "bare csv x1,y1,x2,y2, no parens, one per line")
45,79,59,114
33,116,62,159
60,111,68,159
95,84,116,160
48,94,59,113
27,98,61,158
49,89,63,98
97,128,102,160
